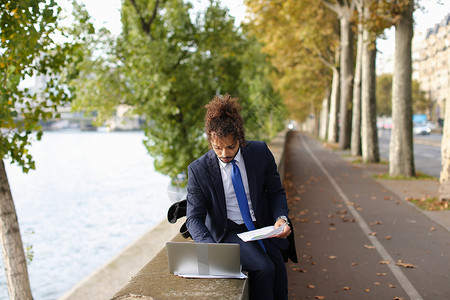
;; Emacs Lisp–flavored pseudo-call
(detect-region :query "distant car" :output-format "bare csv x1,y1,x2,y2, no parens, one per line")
413,122,431,135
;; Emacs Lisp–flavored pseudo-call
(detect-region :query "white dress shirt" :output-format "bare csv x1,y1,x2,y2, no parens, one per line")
218,149,256,224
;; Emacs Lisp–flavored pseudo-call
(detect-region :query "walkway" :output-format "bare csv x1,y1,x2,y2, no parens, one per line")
284,131,449,299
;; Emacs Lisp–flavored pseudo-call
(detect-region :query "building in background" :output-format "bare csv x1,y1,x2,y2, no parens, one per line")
413,13,450,123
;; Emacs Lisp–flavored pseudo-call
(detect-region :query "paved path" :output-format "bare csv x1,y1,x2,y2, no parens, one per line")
284,131,449,300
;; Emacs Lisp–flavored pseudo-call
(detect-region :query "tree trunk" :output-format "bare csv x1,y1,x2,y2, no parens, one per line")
361,1,379,163
338,15,354,150
327,65,340,143
439,96,450,201
319,89,330,140
0,160,33,300
351,8,363,157
389,0,415,177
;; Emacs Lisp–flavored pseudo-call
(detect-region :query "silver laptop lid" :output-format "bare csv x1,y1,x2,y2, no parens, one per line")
166,242,241,276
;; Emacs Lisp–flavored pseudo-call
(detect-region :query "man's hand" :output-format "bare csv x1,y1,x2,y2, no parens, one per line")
274,219,291,239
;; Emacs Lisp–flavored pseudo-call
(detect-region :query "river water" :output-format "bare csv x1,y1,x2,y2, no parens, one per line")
0,131,171,300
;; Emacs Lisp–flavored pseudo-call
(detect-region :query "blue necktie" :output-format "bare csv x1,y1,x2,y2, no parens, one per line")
231,160,266,252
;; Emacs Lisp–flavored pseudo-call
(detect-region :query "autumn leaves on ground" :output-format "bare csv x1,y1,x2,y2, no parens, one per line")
281,131,449,300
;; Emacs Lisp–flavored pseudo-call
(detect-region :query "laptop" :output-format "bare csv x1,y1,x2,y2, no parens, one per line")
166,242,246,278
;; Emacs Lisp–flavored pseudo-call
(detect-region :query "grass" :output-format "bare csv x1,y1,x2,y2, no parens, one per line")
351,158,389,165
373,171,437,181
406,197,450,211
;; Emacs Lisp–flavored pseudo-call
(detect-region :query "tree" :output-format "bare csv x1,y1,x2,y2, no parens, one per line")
376,73,393,116
377,73,431,116
0,1,77,298
70,0,286,182
439,98,450,201
360,0,379,163
351,0,363,157
322,0,356,150
389,0,415,177
245,0,339,130
327,51,340,143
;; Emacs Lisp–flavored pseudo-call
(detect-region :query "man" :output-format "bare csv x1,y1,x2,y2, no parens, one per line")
186,94,292,300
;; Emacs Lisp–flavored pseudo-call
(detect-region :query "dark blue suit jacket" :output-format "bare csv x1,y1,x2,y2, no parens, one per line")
186,140,289,244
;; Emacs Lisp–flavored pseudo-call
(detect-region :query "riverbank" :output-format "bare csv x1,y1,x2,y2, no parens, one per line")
58,219,180,300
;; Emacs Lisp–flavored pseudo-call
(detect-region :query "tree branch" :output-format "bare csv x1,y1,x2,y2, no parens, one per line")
128,0,162,35
321,0,340,14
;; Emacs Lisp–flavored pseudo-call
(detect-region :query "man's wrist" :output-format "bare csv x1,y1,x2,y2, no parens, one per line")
276,215,289,225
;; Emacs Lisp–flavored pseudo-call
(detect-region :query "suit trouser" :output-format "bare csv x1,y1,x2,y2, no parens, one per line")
222,220,288,300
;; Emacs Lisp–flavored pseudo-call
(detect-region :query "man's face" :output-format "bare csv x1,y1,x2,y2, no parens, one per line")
211,134,240,164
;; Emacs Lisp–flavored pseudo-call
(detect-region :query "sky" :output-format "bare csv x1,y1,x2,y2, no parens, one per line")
59,0,449,73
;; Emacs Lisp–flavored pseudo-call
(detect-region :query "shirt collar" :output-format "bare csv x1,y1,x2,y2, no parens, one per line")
218,148,242,168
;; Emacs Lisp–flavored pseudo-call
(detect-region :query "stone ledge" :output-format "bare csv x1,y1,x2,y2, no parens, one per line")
111,234,249,300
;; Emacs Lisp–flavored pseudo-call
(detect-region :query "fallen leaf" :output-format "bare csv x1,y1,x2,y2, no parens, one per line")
376,272,387,276
342,286,351,290
430,227,436,231
370,220,383,226
314,220,321,224
307,284,316,289
385,236,392,240
329,255,337,259
374,282,381,285
369,232,377,236
393,297,405,300
351,262,358,266
395,260,416,268
306,242,312,246
364,245,376,249
327,214,334,218
329,222,335,226
364,289,370,293
314,296,326,300
292,268,307,273
384,196,391,200
329,227,336,231
389,283,398,288
379,260,391,265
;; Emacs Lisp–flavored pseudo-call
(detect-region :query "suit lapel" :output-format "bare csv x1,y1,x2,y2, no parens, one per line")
207,151,227,217
241,142,258,212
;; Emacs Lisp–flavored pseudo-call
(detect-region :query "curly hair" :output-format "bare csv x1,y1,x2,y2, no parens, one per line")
204,94,246,147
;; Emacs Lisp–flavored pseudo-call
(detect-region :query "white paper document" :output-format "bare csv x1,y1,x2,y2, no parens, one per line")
237,224,286,242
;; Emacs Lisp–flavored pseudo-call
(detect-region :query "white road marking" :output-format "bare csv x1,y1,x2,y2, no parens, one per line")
299,135,423,300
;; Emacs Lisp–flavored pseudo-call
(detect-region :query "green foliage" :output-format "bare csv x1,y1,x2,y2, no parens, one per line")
376,73,392,116
376,73,432,117
69,0,286,180
0,0,78,172
245,0,338,122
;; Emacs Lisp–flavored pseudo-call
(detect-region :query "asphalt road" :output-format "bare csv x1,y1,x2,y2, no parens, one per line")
378,131,442,178
284,131,450,300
